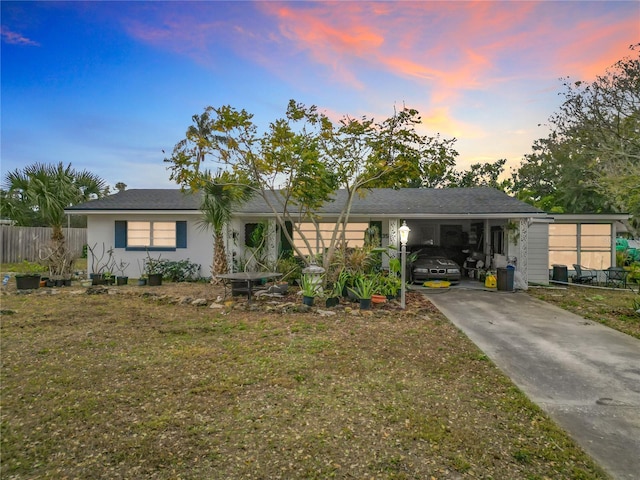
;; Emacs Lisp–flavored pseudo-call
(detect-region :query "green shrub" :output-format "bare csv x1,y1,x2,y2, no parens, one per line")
157,259,201,282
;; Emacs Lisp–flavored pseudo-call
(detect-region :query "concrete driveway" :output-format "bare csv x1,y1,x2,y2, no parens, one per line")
424,288,640,480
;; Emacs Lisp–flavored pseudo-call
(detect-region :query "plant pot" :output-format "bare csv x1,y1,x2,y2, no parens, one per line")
55,279,65,287
91,273,105,286
325,297,340,308
359,298,372,310
46,279,55,288
116,276,129,286
302,295,315,306
148,273,163,286
137,278,147,286
39,280,47,288
16,274,41,290
371,294,387,304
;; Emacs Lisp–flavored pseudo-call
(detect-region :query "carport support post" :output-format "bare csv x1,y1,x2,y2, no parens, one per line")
399,221,410,309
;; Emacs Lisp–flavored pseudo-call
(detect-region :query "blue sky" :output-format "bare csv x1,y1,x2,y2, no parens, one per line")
2,1,638,190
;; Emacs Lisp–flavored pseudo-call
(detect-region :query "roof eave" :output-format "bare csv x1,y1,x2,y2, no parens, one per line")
232,212,546,219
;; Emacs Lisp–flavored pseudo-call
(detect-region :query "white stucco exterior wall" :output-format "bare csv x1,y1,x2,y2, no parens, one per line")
86,214,213,279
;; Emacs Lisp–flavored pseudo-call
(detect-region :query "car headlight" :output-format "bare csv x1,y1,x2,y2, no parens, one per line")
414,268,429,273
447,268,460,274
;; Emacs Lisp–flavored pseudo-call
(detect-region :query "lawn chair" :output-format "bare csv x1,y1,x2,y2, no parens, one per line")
572,264,597,284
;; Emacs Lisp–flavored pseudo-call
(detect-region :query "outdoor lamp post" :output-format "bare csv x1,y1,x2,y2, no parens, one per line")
399,221,410,309
301,260,325,296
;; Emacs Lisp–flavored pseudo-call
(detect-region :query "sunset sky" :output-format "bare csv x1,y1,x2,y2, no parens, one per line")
2,1,638,189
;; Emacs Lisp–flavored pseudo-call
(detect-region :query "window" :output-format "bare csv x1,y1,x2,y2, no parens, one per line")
548,223,611,269
128,221,176,247
580,224,611,269
292,222,370,254
115,221,187,250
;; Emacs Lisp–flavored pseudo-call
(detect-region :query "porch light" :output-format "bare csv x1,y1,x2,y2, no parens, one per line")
399,221,410,309
399,221,410,246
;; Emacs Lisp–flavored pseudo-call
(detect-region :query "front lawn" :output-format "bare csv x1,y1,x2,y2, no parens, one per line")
1,285,607,479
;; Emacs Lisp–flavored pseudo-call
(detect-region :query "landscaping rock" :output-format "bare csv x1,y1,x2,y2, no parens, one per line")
191,298,208,307
86,286,109,295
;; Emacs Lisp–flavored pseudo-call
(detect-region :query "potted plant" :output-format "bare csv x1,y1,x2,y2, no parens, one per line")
15,260,45,290
115,259,130,286
299,273,321,306
87,243,115,285
102,271,115,285
144,251,164,286
380,274,401,300
326,270,349,308
348,274,377,310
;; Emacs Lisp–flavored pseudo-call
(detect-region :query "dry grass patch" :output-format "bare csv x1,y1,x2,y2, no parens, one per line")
1,285,608,479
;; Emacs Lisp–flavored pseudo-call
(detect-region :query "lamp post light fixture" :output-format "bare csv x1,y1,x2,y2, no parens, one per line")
399,221,410,309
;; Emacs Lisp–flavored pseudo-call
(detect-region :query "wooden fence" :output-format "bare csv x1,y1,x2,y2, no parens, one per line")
0,226,87,264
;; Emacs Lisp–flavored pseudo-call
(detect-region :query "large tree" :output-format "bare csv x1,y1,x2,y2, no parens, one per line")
165,100,456,272
444,158,512,191
513,44,640,233
3,162,106,276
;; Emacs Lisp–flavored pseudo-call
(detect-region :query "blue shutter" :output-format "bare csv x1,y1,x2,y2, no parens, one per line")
115,221,127,248
176,221,187,248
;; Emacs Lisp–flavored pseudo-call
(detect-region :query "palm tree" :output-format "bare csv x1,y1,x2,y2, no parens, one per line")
199,172,253,282
4,162,106,277
165,109,223,190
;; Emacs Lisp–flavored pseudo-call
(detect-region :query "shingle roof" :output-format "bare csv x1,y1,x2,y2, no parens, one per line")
66,187,544,216
66,189,203,211
237,188,544,215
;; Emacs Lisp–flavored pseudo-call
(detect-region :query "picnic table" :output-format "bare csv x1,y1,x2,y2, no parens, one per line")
216,271,282,304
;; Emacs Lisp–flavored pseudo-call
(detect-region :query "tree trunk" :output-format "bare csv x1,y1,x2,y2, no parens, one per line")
47,225,73,278
210,231,229,284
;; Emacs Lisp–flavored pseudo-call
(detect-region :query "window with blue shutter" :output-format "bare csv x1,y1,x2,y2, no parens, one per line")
115,221,188,251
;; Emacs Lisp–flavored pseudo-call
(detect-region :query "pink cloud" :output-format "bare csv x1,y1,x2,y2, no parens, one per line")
120,0,637,137
1,26,39,46
551,17,640,80
259,1,635,90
